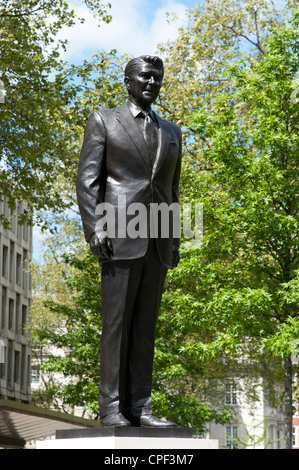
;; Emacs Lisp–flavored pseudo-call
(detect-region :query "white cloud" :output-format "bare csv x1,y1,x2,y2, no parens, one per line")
57,0,189,62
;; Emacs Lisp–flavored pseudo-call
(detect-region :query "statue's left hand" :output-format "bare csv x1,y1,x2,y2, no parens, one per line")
171,246,180,269
89,233,113,259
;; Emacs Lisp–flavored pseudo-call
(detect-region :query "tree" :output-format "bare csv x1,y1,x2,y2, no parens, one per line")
188,14,299,448
0,0,111,228
158,0,297,126
30,0,299,439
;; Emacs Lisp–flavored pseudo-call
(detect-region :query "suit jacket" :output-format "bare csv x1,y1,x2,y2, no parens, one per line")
76,102,182,268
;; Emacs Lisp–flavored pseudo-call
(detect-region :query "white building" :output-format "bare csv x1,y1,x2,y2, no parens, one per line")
0,196,32,403
204,381,285,449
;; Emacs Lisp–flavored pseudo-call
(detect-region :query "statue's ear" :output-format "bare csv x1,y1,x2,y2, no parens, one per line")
124,76,130,91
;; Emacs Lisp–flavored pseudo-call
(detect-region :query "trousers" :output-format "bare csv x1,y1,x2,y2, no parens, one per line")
99,239,168,419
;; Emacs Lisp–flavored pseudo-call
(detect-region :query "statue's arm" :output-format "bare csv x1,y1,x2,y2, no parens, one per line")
171,128,182,268
76,111,112,258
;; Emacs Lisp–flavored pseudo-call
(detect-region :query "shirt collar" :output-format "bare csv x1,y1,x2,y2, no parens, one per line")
127,101,156,122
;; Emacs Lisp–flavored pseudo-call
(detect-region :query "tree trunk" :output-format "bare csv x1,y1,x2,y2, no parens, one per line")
284,355,293,449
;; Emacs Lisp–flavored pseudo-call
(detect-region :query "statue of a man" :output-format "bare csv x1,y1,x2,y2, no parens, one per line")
76,55,181,427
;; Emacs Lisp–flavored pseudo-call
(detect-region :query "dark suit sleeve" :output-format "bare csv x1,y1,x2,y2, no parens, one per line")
76,111,107,242
172,127,182,249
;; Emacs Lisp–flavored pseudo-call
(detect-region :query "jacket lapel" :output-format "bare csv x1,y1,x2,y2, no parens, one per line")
115,104,171,178
115,104,151,172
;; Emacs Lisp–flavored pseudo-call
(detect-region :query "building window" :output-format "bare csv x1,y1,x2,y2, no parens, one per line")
31,366,40,384
27,355,31,388
17,202,22,240
22,249,28,290
15,294,20,333
9,207,16,234
16,253,22,285
7,340,13,389
225,384,237,405
17,220,22,241
293,427,299,448
226,426,238,449
0,339,4,363
1,287,7,329
8,298,14,331
21,305,27,335
0,343,6,379
14,350,20,383
21,345,27,391
9,241,14,283
23,212,28,242
2,245,8,278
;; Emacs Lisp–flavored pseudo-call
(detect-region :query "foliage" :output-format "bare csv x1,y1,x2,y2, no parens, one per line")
0,0,111,228
157,0,298,168
187,13,299,446
188,14,299,348
223,416,284,449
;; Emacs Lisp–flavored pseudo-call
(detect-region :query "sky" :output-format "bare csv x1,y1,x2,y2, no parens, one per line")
34,0,199,260
58,0,198,62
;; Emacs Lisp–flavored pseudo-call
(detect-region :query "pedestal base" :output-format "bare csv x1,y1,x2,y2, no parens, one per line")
56,426,193,440
36,426,218,449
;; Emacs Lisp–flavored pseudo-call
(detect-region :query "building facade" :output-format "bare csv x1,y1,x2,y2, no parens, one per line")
204,381,285,449
0,196,32,403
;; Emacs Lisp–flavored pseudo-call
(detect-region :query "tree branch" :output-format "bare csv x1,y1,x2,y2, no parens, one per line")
226,23,265,55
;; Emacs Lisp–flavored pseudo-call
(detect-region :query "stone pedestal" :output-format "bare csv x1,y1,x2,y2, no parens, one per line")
36,426,218,449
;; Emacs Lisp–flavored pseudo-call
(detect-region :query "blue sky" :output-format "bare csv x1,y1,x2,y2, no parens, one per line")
59,0,200,62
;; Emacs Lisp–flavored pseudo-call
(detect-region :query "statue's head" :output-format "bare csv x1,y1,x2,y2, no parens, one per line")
124,55,164,110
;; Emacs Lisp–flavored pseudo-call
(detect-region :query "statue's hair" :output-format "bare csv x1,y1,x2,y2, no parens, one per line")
125,55,164,79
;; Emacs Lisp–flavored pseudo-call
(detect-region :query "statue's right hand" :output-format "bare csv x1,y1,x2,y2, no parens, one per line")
89,233,113,259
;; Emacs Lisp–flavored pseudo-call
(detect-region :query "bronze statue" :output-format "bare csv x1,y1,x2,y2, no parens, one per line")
76,55,182,427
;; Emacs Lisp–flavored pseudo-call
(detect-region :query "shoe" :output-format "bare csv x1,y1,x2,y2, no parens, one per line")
100,412,131,427
131,414,177,428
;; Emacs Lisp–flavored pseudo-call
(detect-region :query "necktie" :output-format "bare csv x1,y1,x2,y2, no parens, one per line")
140,111,157,163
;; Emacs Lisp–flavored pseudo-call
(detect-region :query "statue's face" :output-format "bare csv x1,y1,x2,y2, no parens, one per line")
126,62,163,109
